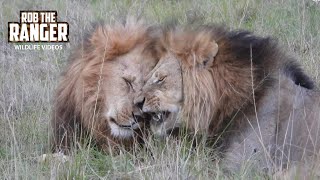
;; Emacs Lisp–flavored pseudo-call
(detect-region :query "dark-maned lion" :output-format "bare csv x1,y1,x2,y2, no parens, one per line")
135,24,320,174
51,18,157,154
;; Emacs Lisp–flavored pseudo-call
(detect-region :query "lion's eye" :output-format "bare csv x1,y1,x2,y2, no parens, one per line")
156,76,166,84
123,78,133,90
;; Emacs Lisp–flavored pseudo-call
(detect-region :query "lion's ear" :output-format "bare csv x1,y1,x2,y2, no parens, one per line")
199,41,218,68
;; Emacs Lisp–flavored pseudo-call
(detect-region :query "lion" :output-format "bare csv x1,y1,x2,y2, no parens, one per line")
135,24,320,174
51,18,158,154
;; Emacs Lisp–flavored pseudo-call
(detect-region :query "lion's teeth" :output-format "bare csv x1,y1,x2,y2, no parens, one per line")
153,116,159,121
152,113,164,122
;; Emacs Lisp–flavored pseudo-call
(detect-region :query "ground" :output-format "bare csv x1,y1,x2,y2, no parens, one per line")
0,0,320,179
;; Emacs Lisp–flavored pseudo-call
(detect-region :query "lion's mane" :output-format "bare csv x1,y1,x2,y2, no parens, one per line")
51,18,153,153
156,24,314,135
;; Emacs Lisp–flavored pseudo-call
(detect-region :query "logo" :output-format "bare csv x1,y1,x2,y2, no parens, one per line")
8,11,69,43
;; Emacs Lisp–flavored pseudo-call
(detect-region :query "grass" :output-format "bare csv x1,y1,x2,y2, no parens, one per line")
0,0,320,179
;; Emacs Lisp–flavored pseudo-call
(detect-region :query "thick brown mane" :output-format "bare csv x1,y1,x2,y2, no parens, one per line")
138,23,317,173
51,18,153,153
156,24,313,135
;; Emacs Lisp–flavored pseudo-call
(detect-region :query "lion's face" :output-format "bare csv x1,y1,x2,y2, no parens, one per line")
134,26,220,137
135,52,183,136
134,27,221,136
52,18,161,153
104,45,157,138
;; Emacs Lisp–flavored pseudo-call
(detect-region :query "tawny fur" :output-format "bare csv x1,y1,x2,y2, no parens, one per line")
51,18,155,154
144,24,314,135
145,25,281,134
138,24,319,173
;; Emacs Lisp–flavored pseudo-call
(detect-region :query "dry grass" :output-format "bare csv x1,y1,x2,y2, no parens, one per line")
0,0,320,179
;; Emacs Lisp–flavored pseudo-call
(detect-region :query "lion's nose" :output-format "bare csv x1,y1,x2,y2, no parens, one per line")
134,97,145,110
136,98,145,110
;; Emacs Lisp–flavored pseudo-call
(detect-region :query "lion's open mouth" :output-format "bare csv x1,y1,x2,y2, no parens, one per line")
150,111,171,123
